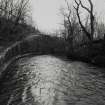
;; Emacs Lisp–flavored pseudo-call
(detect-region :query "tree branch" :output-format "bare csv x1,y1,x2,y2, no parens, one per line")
79,0,90,13
74,0,91,40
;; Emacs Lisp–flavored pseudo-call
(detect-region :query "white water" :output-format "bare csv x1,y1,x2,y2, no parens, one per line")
0,55,105,105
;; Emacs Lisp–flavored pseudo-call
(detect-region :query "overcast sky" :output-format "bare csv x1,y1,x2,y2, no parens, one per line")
31,0,105,32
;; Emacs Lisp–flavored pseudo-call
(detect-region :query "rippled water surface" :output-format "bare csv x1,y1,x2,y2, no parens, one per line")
0,55,105,105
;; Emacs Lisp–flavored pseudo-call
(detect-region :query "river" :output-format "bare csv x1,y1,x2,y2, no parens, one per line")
0,55,105,105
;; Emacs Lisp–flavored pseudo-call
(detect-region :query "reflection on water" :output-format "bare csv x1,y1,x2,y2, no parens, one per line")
0,55,105,105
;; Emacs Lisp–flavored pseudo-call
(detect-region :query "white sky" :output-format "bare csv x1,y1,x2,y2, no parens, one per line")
31,0,105,32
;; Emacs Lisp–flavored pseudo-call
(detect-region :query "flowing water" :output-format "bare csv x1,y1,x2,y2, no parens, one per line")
0,55,105,105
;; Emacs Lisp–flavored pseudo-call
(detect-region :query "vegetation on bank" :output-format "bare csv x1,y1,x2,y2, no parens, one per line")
59,0,105,67
0,0,39,47
0,18,39,46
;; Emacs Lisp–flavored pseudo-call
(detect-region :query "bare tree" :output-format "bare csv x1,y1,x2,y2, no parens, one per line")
14,0,30,25
74,0,95,41
60,0,78,40
0,0,30,24
60,0,81,54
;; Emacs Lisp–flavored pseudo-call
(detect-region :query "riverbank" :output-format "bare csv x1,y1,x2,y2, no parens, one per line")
1,34,105,70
